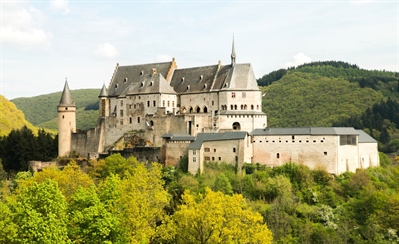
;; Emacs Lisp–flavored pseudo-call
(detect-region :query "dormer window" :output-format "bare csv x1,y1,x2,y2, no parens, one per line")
140,82,144,87
203,84,207,90
186,85,190,91
140,71,144,76
181,77,185,83
149,81,153,87
124,78,128,83
115,84,118,89
224,83,228,88
199,75,203,81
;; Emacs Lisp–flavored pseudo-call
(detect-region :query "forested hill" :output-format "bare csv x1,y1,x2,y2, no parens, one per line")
0,95,39,136
11,89,100,131
258,61,399,154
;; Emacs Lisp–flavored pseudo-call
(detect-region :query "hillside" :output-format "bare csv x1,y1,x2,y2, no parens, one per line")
12,89,100,131
0,95,41,136
261,72,383,127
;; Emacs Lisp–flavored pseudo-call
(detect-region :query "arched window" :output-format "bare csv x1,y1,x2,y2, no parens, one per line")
244,104,247,110
232,122,241,130
203,106,208,113
150,120,154,126
251,105,254,110
196,106,201,113
230,105,234,110
241,105,243,110
189,107,193,113
234,105,237,110
257,105,259,110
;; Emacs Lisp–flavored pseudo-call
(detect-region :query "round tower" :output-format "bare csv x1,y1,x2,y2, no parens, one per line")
58,80,76,157
98,84,109,117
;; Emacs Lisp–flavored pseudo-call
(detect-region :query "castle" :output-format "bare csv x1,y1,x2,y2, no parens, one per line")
58,41,379,175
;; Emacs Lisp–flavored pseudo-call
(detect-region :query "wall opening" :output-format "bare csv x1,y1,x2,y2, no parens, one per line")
232,122,241,130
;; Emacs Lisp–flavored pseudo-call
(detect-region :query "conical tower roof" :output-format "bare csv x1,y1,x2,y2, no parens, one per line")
99,84,108,97
58,80,75,107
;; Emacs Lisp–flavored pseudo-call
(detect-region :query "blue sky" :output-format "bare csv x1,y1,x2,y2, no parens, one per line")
1,0,398,99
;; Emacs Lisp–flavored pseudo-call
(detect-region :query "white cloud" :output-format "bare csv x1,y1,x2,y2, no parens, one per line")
284,53,312,68
50,0,70,14
1,3,52,46
95,42,118,58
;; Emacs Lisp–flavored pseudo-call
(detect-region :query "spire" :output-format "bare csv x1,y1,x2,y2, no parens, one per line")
58,78,75,106
99,83,108,97
231,35,236,67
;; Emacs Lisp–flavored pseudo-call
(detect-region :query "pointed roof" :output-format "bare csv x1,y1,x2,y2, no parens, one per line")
231,35,236,66
121,73,177,96
58,80,75,107
99,84,108,97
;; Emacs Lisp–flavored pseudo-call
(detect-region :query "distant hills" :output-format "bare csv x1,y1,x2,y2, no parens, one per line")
11,89,100,131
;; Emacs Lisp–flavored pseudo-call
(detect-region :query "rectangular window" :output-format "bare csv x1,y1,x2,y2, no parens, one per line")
167,101,170,107
120,100,123,106
214,148,216,152
340,135,357,145
205,157,210,161
120,110,123,116
193,150,196,155
242,92,246,98
193,157,196,162
163,100,165,107
218,157,221,161
153,100,156,106
204,147,210,152
137,117,140,123
147,101,150,107
212,157,215,161
231,92,236,98
212,101,214,105
120,119,123,125
172,101,175,107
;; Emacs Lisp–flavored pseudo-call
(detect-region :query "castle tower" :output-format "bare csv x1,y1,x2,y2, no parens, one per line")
98,84,109,117
231,35,236,67
57,80,76,157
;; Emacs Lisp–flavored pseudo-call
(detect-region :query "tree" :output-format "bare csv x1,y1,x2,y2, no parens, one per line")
98,161,169,243
68,186,125,243
163,188,273,244
212,173,233,195
4,179,69,243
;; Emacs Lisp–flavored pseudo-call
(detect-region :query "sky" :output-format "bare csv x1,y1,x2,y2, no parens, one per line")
1,0,398,100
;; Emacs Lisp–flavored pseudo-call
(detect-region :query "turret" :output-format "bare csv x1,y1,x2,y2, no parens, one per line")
57,79,76,157
98,84,109,117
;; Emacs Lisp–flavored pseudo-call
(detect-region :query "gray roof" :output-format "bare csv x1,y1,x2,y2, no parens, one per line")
221,64,259,91
58,81,75,107
162,134,195,141
189,132,247,150
108,61,173,97
219,110,266,116
251,127,359,136
170,65,219,93
121,73,176,96
356,130,377,143
99,84,107,97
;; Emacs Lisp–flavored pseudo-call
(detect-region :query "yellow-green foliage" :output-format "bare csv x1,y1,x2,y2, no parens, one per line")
262,72,384,127
0,95,38,136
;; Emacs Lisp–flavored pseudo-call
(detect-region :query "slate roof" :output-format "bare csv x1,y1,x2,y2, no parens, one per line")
99,84,107,97
108,62,173,97
221,64,259,91
170,65,219,93
188,132,247,150
58,81,75,107
356,130,377,143
250,127,359,136
121,73,176,96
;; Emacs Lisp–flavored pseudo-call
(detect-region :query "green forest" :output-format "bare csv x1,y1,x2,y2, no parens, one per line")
0,153,399,243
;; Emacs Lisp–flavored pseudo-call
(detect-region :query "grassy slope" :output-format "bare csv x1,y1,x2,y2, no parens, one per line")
261,72,384,127
38,108,99,131
0,95,46,136
11,89,100,126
